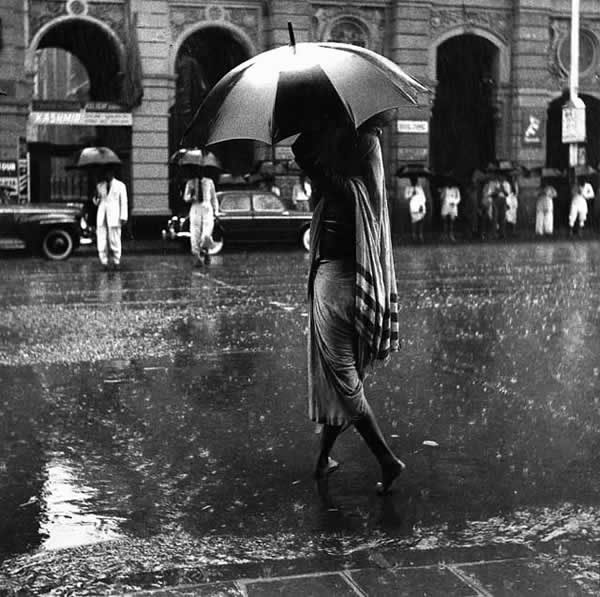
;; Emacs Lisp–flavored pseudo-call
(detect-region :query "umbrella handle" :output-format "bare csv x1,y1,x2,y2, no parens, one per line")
288,22,296,52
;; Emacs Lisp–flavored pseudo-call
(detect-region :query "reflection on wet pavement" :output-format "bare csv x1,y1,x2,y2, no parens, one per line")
1,243,600,560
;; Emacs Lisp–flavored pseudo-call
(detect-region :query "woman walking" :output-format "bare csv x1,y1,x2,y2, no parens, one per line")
293,116,405,494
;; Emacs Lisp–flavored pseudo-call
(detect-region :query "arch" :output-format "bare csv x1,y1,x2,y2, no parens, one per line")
323,15,372,48
170,21,255,78
25,15,125,76
429,26,510,85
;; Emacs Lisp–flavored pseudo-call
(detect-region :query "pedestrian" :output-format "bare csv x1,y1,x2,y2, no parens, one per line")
292,173,312,211
569,181,592,237
292,115,405,495
535,184,556,236
440,182,461,242
183,173,220,266
93,166,128,270
405,175,427,242
480,177,498,239
504,180,518,237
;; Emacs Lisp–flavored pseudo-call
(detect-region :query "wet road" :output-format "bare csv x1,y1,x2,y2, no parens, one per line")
1,242,600,564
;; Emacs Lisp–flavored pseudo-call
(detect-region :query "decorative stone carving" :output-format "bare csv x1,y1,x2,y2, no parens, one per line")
429,7,510,43
312,5,385,52
170,4,261,48
29,1,126,45
548,18,600,85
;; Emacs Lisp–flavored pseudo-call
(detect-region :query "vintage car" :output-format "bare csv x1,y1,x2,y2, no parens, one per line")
0,202,90,260
162,190,312,254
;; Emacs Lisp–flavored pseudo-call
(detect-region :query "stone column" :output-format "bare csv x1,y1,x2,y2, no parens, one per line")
130,0,173,219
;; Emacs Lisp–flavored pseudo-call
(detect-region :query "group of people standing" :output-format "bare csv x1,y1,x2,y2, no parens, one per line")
402,168,598,242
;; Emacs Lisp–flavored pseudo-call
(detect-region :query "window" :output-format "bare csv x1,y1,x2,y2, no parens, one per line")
220,194,251,212
253,193,284,212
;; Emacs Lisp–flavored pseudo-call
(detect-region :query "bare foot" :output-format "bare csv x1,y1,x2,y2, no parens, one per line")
314,457,340,480
376,458,406,495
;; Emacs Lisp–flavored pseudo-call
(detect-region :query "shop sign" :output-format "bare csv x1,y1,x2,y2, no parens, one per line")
29,111,132,126
562,99,586,144
522,111,544,145
0,160,19,196
397,120,429,134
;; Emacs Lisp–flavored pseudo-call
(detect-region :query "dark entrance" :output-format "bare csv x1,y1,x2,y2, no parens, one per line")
431,34,498,180
546,93,600,230
430,34,498,233
169,26,254,214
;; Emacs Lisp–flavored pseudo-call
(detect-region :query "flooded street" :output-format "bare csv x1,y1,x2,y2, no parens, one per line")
1,242,600,593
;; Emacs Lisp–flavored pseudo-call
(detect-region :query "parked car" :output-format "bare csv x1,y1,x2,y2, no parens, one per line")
0,202,91,260
162,190,312,254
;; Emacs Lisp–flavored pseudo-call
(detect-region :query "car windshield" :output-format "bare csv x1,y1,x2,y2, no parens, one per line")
220,194,251,212
253,194,284,212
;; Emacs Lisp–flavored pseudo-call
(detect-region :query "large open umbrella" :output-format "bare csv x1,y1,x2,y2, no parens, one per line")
187,25,428,146
75,146,122,168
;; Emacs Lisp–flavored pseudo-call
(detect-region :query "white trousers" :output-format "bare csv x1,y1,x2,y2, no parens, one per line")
97,224,122,265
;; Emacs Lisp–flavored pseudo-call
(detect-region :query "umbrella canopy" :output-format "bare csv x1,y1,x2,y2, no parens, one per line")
485,160,527,177
169,148,221,169
395,164,433,179
528,166,565,179
187,37,428,146
169,148,223,177
574,164,597,177
75,146,122,168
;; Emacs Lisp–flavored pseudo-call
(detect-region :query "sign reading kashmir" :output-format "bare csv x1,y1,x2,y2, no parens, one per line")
29,101,132,127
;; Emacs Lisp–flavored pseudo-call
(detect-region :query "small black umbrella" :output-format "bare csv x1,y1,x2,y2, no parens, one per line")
395,163,433,179
528,166,565,179
75,146,122,168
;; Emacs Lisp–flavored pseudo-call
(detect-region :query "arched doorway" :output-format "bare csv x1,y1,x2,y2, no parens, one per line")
429,34,499,236
27,17,131,205
169,25,254,213
431,34,499,182
547,92,600,229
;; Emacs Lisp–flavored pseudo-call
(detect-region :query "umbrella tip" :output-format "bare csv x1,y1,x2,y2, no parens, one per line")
288,22,296,51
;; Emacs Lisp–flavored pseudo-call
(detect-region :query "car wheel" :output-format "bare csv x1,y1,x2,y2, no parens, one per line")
41,228,75,260
301,226,311,252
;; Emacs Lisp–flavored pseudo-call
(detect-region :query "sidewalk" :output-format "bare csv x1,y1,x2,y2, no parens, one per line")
125,544,586,596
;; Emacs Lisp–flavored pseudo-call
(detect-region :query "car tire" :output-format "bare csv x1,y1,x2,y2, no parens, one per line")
301,226,311,252
41,228,75,261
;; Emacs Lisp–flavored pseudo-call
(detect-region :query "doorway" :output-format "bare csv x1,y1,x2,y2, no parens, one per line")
169,26,254,213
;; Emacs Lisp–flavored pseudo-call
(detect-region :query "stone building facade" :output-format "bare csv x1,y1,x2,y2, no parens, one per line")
1,0,600,229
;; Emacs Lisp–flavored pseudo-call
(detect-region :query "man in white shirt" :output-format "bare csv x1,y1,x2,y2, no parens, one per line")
292,174,312,211
93,167,128,270
405,176,427,242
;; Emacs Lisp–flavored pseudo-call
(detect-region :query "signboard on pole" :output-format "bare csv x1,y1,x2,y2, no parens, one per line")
562,98,586,144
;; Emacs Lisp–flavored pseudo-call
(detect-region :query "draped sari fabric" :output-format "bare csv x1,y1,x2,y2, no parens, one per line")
306,128,400,425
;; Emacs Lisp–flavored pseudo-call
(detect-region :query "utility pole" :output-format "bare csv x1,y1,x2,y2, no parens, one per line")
562,0,586,183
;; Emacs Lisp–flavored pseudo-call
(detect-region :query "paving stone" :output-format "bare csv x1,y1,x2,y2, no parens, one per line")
457,560,585,596
350,567,477,597
245,572,356,596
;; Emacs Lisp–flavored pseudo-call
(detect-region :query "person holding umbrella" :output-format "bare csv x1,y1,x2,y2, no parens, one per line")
93,165,128,271
293,113,404,494
187,24,426,492
439,176,461,242
183,169,220,266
